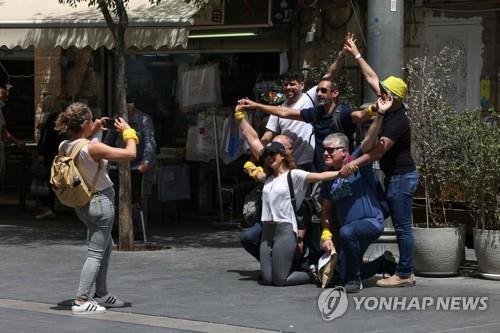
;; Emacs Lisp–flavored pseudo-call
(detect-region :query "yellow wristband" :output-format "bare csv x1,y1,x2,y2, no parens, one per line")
244,161,256,171
366,105,377,117
234,111,245,121
122,128,139,144
251,167,264,178
321,228,333,242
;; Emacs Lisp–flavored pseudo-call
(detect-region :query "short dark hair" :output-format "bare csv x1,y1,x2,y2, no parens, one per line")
281,71,305,84
319,78,339,92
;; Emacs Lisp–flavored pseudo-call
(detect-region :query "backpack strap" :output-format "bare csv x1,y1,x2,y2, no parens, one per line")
67,139,101,195
305,91,316,108
287,171,297,214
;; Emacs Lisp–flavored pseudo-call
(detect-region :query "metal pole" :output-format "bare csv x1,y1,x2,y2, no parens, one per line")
365,0,405,103
212,110,224,223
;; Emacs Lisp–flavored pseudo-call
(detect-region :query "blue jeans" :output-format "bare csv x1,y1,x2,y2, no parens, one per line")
240,222,262,261
75,187,115,301
385,171,420,277
338,219,384,282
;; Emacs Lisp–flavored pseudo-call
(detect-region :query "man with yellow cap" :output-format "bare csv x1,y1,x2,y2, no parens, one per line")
341,34,420,288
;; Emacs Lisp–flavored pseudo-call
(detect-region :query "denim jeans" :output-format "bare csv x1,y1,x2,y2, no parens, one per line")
240,222,262,261
75,187,115,301
338,219,384,282
385,171,420,277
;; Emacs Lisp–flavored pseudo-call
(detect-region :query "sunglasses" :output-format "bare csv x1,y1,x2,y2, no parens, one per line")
323,146,345,155
316,87,332,94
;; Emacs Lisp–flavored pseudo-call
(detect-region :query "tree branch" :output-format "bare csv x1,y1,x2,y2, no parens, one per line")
97,0,117,34
114,0,129,30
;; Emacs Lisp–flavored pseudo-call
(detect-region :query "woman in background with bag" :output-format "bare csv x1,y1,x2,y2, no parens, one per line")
55,102,138,315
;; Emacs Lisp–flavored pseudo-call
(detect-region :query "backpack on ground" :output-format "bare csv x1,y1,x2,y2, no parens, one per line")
50,139,101,208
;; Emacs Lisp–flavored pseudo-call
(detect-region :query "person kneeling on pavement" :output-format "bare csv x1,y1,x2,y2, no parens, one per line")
320,97,396,293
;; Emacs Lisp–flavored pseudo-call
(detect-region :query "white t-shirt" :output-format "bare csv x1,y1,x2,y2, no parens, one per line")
266,93,316,166
261,169,309,234
61,135,113,192
306,85,319,106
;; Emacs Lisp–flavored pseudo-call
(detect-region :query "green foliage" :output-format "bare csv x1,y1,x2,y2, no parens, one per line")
440,108,500,229
406,47,464,227
307,52,355,107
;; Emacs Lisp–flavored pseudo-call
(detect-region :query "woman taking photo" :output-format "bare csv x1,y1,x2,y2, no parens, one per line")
55,102,138,314
235,106,340,286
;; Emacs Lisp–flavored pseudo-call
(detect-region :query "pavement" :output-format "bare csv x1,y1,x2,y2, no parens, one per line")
1,204,500,333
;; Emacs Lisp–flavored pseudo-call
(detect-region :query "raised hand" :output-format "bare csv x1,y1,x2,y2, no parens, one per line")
376,95,394,114
237,98,259,110
344,32,360,57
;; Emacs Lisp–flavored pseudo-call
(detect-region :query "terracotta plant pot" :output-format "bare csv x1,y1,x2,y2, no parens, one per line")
413,225,465,277
473,228,500,280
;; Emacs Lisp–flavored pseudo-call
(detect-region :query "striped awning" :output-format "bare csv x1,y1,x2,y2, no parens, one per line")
0,0,199,49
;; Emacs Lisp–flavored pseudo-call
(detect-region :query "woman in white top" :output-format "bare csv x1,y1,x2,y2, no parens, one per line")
236,105,340,286
55,102,137,315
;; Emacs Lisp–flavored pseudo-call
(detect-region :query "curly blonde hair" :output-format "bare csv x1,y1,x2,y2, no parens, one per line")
55,102,92,136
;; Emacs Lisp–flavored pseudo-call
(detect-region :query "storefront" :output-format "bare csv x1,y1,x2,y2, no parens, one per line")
0,0,295,223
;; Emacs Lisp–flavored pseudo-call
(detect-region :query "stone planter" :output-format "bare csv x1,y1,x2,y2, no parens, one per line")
473,228,500,280
413,225,465,277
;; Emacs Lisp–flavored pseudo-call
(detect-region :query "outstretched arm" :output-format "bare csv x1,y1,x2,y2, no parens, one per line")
238,98,303,121
306,170,340,183
324,48,348,80
339,97,395,177
235,106,264,160
344,33,380,95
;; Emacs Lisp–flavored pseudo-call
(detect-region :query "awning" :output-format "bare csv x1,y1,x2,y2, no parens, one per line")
0,0,199,50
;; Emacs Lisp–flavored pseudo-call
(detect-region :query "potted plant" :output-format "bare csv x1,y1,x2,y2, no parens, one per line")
406,47,466,277
441,107,500,279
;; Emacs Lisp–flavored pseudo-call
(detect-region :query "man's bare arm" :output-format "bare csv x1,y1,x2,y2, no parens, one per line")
239,98,303,121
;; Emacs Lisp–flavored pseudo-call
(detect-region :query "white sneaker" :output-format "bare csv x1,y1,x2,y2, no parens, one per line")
94,294,125,308
71,300,106,315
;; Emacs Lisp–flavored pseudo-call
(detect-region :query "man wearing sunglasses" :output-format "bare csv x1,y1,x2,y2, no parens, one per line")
320,97,397,293
343,33,420,288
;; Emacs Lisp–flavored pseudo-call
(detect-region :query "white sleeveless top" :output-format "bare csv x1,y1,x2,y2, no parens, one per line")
60,137,113,192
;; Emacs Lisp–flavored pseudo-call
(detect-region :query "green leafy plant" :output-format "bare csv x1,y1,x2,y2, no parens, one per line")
406,47,464,227
440,107,499,230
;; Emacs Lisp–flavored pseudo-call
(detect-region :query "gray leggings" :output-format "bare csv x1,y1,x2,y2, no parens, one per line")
75,187,115,301
260,222,311,286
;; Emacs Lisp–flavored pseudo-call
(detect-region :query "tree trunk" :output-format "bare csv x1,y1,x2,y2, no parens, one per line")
115,26,134,251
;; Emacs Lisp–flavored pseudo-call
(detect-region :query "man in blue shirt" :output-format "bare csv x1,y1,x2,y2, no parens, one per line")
320,97,395,293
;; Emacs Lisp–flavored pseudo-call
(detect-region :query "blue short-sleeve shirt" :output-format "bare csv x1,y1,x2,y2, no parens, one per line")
320,147,384,227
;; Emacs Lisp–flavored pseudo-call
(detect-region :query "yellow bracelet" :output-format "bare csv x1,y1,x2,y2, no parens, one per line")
321,227,333,242
251,167,264,178
234,111,245,121
244,161,256,171
122,128,139,144
366,105,377,117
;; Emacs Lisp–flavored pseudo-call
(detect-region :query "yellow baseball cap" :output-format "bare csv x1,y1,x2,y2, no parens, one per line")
380,76,408,100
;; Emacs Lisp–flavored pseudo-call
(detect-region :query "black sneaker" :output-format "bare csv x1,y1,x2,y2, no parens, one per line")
380,251,397,277
344,279,363,293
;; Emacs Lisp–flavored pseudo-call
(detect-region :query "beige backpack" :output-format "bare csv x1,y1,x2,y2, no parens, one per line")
50,139,101,208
